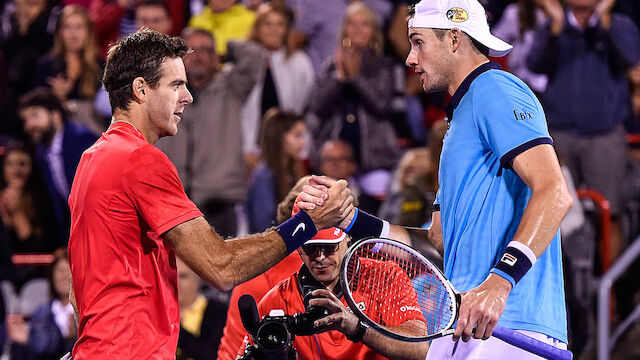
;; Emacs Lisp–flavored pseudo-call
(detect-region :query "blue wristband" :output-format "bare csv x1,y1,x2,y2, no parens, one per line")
490,243,536,287
275,211,318,253
344,208,385,240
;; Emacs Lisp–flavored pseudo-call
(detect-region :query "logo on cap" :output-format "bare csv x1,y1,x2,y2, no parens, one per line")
446,7,468,23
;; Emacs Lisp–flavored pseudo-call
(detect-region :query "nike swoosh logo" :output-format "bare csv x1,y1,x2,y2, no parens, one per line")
292,223,306,237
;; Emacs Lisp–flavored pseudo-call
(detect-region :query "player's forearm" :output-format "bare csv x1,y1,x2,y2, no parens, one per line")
361,328,429,360
511,181,573,257
166,217,288,291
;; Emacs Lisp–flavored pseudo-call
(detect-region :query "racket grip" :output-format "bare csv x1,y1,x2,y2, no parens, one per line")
492,325,573,360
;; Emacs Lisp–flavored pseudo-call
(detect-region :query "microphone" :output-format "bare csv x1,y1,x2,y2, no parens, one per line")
238,294,260,337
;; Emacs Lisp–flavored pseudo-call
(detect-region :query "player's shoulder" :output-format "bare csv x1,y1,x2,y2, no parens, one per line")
125,143,173,169
472,69,539,108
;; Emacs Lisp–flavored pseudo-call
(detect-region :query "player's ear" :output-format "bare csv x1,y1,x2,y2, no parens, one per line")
132,77,147,103
450,28,461,52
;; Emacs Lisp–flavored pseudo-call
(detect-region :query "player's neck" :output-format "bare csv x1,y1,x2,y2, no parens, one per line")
112,109,159,145
449,56,490,96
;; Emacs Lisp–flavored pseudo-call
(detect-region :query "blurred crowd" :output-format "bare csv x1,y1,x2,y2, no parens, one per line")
0,0,639,359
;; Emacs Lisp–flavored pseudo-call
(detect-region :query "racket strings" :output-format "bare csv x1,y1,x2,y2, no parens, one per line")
344,243,455,339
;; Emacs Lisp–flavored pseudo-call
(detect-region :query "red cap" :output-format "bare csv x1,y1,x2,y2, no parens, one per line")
292,196,346,244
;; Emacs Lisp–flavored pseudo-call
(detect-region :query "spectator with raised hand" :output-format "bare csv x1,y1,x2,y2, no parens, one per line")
157,28,266,238
309,2,400,214
7,249,76,360
241,3,314,172
0,141,58,291
189,0,255,57
287,0,392,76
246,109,309,233
529,0,640,261
492,0,549,93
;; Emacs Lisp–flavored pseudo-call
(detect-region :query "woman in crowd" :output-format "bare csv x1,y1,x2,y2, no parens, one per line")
6,248,76,360
308,2,400,214
0,141,57,291
33,5,106,132
246,109,308,233
241,3,314,173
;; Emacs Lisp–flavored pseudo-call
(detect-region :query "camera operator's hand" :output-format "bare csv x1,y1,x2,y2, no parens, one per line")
308,289,360,337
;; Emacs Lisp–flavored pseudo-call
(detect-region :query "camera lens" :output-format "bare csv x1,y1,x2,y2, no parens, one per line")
256,321,291,351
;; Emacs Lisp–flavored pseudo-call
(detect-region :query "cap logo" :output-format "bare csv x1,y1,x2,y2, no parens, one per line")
446,7,468,23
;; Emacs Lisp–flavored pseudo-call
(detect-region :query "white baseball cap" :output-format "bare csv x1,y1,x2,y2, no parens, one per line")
408,0,512,57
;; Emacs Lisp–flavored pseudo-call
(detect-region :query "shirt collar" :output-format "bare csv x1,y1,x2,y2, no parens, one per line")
567,10,599,30
445,61,501,123
109,120,145,140
48,128,64,154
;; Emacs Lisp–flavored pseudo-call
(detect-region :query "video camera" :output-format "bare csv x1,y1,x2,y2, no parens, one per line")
237,287,330,360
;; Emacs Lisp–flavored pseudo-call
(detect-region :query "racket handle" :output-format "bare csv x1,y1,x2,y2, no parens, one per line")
492,325,573,360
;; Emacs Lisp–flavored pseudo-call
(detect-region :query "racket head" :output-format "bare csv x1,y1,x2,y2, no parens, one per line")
340,237,458,342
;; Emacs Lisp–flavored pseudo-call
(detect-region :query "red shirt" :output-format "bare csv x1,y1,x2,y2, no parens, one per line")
68,122,202,359
237,259,424,360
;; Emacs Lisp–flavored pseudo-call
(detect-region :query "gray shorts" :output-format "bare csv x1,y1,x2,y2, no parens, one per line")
551,125,627,215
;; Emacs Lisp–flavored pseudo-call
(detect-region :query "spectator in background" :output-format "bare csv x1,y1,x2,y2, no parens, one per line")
6,249,76,360
317,140,360,201
628,62,640,134
90,0,186,58
157,28,266,237
241,3,314,172
0,0,58,136
0,141,57,291
246,109,308,233
492,0,548,93
217,176,309,360
287,0,392,76
176,257,228,360
34,5,106,134
379,148,435,227
308,2,400,214
18,88,98,244
189,0,255,56
135,0,172,34
529,0,640,261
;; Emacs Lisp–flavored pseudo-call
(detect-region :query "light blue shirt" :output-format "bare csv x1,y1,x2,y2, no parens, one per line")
435,62,567,343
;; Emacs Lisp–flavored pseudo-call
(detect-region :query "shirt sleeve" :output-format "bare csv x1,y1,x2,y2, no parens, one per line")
121,145,202,236
473,74,553,169
433,189,441,212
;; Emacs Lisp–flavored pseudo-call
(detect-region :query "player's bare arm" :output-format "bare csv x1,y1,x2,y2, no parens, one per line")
164,180,354,291
453,144,573,342
309,289,429,360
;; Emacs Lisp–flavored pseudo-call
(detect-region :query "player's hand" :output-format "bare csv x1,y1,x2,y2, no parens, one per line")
308,289,360,336
299,176,356,229
305,178,354,229
452,274,512,342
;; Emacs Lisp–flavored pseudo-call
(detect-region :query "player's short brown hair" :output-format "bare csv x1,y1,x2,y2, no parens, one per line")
102,29,189,111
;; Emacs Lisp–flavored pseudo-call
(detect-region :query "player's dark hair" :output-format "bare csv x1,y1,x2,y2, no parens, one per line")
468,35,490,56
102,29,189,111
18,87,68,122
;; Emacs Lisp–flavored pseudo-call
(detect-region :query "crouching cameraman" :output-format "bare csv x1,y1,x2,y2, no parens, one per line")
237,204,428,360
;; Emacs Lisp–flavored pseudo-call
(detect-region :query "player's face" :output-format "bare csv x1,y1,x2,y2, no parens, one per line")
406,28,454,93
299,239,349,288
283,121,307,160
60,13,89,53
257,11,287,51
145,58,193,139
20,106,58,144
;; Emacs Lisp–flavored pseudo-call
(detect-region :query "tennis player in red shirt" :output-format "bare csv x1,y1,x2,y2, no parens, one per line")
237,203,428,360
67,29,354,359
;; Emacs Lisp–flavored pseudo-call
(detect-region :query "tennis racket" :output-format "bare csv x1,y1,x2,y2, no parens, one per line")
339,237,573,360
